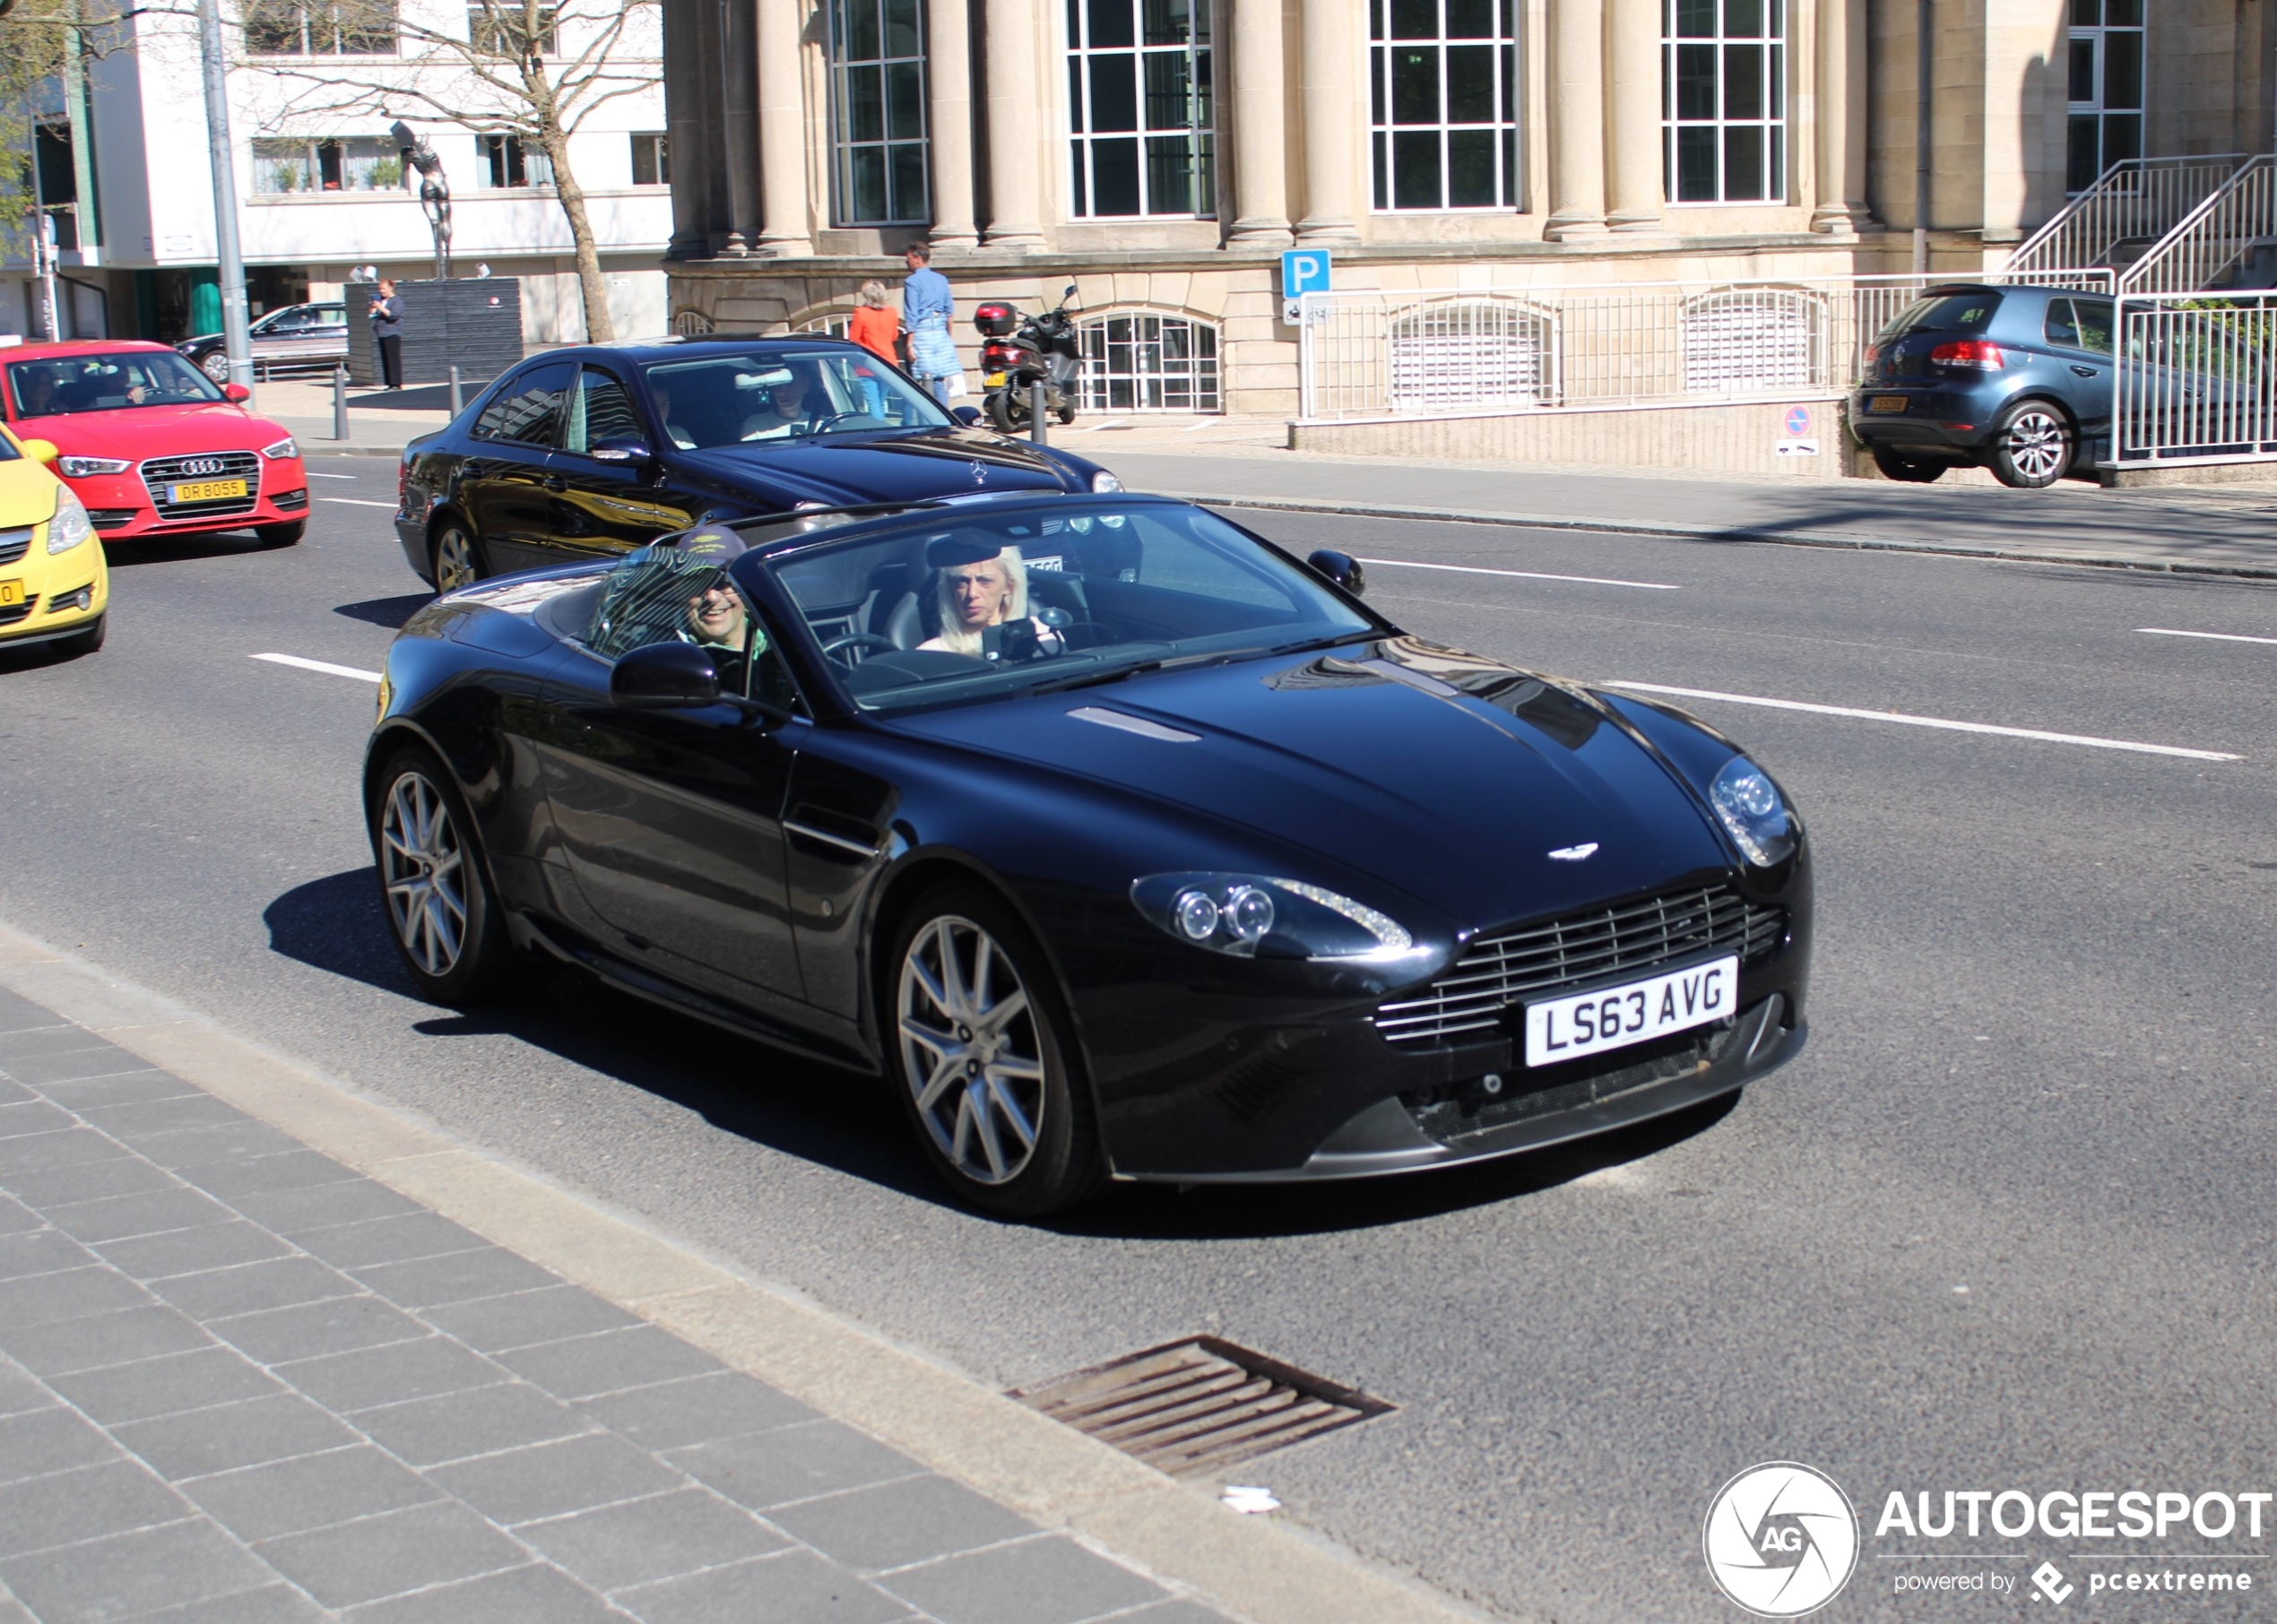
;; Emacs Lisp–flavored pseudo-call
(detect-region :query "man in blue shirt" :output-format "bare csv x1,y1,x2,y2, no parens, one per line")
901,244,964,402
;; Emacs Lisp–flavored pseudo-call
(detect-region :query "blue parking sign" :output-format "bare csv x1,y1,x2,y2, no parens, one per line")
1281,249,1332,324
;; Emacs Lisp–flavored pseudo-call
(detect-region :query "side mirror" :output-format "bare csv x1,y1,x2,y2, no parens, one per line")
1306,549,1366,596
610,641,721,710
590,436,653,464
1061,283,1082,310
222,383,252,402
17,439,57,464
950,405,983,427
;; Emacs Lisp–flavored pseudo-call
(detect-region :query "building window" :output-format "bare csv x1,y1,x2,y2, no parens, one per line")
1662,0,1785,203
252,136,405,194
830,0,929,225
244,0,398,54
1067,0,1214,219
1681,288,1823,392
1388,298,1556,410
1369,0,1520,212
630,132,670,186
480,134,554,188
466,4,558,54
2066,0,2143,194
1080,315,1220,410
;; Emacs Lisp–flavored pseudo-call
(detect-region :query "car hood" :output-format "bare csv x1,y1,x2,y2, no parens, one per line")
886,636,1737,928
675,428,1087,506
0,456,63,528
14,402,290,459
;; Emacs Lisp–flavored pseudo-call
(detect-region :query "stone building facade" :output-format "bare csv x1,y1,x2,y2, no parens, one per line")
661,0,2276,417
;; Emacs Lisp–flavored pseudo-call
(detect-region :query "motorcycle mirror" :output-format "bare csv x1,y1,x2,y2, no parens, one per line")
1061,284,1081,308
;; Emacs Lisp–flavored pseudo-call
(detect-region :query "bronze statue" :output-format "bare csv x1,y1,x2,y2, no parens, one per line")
391,119,451,280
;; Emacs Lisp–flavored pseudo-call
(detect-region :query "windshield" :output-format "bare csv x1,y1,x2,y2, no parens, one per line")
8,351,226,418
643,348,950,450
1878,292,2003,342
766,502,1379,714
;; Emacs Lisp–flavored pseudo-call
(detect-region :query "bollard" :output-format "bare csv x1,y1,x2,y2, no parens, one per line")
1029,381,1047,447
448,364,463,417
332,364,349,442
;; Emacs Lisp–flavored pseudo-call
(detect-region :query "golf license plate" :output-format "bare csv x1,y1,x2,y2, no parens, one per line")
0,580,21,607
1524,955,1738,1067
169,479,247,504
1870,394,1909,414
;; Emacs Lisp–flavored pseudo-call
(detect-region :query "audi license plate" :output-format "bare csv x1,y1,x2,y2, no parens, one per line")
1870,395,1909,414
1523,955,1738,1067
0,580,21,607
168,479,247,504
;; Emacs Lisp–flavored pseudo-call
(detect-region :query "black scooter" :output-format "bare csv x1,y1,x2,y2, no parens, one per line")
974,284,1084,433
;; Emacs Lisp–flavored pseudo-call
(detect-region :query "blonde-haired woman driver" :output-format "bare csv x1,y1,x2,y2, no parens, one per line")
918,540,1063,656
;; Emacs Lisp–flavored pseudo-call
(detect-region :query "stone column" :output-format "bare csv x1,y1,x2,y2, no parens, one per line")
925,0,978,247
1227,0,1293,243
1545,0,1607,239
1294,0,1359,242
983,0,1046,248
1603,0,1662,231
754,0,813,255
717,0,759,254
1811,0,1873,232
663,0,709,256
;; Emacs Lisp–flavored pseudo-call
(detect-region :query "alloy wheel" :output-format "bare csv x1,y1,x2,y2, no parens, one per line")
2003,410,2069,483
897,915,1047,1187
434,526,479,592
379,772,469,978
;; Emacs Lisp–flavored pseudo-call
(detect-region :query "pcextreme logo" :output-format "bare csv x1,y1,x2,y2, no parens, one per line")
1703,1462,1862,1617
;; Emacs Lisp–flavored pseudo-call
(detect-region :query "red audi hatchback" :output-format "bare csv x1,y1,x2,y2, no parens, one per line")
0,341,309,546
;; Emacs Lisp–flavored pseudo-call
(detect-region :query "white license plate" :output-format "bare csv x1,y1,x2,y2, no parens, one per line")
1524,955,1738,1067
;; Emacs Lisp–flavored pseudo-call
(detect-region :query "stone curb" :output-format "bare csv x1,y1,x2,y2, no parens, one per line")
0,920,1505,1624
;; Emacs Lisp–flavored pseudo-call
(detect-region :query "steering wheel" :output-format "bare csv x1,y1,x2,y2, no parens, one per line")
805,410,871,434
821,631,901,663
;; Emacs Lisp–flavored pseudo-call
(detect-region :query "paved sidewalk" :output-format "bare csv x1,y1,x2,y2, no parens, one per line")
0,982,1233,1624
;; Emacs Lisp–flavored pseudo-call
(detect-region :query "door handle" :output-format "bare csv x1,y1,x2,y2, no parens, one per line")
543,475,567,492
2071,366,2100,378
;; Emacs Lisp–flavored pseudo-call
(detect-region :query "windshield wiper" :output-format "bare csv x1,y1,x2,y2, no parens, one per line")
1026,660,1167,695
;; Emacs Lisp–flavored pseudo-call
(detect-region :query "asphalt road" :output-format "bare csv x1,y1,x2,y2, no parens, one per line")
4,464,2277,1622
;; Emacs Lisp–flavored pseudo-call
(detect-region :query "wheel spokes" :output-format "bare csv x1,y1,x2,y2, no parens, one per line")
898,912,1046,1188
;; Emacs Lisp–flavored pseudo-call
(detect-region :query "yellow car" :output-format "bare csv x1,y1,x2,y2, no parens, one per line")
0,423,108,658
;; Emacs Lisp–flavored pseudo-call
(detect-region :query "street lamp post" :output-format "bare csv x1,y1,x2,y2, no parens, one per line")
195,0,253,393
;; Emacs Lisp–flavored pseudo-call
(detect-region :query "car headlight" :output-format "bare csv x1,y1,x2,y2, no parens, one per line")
1090,471,1123,493
1131,873,1414,961
46,486,94,554
56,455,131,479
262,436,300,461
1709,756,1796,868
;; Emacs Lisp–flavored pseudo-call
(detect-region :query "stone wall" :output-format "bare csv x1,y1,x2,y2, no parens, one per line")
1287,395,1852,479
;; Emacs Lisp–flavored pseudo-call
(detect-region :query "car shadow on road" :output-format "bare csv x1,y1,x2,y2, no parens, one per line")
264,867,1745,1237
101,533,274,568
334,593,432,629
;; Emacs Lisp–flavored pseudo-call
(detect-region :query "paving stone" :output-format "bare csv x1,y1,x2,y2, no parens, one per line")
351,1381,594,1469
154,1256,362,1321
879,1535,1167,1624
666,1421,922,1513
71,1093,248,1142
0,1359,55,1419
0,1127,130,1179
0,1263,153,1327
113,1391,359,1481
340,1561,623,1623
768,1473,1037,1573
0,1405,123,1483
614,1547,913,1624
0,1193,39,1234
184,1443,444,1542
0,987,63,1032
0,1046,152,1089
0,1459,192,1559
0,1101,77,1141
496,1326,726,1403
4,1153,178,1209
515,1486,791,1592
1112,1602,1243,1624
210,1293,427,1364
43,1184,235,1244
283,1334,506,1413
0,1077,32,1105
0,1026,115,1064
421,1283,640,1353
254,1499,526,1610
186,1149,364,1202
48,1343,284,1425
288,1211,489,1270
130,1584,335,1622
347,1246,560,1309
425,1430,685,1526
226,1179,423,1236
129,1119,309,1172
0,1228,98,1281
0,1516,273,1623
36,1070,203,1110
96,1219,294,1282
575,1371,819,1452
2,1304,212,1377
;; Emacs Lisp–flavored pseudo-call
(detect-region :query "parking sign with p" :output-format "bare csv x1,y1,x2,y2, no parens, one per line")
1282,250,1332,325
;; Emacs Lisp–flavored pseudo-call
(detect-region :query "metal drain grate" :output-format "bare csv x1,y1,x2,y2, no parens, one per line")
1009,1337,1393,1478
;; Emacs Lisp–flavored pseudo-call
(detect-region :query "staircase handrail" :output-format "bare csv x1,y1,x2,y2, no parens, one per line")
2006,154,2247,277
2119,155,2277,294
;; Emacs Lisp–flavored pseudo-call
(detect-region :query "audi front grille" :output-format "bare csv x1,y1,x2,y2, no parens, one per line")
140,451,262,522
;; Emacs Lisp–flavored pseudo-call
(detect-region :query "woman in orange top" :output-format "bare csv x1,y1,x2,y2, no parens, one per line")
846,281,899,364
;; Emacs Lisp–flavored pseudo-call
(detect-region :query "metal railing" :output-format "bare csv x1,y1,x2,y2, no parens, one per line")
1295,271,2113,423
2113,292,2277,465
2006,155,2246,278
2118,156,2277,295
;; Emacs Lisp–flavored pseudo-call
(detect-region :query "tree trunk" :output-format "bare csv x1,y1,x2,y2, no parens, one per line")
543,131,614,343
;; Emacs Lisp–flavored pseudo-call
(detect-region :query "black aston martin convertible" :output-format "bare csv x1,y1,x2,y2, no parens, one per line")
365,492,1812,1214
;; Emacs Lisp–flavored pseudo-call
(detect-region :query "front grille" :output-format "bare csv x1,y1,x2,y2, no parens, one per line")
140,451,261,522
0,526,30,566
1376,883,1787,1047
0,598,37,626
88,510,138,531
272,488,309,512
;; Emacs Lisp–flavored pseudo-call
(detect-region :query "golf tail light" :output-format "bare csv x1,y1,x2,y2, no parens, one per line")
1709,756,1798,868
1133,874,1412,961
1930,340,2005,371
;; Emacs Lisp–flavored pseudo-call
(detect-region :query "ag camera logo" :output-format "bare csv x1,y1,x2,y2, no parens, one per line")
1704,1462,1860,1616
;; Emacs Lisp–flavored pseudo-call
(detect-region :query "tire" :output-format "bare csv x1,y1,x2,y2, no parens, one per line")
430,518,486,593
198,350,231,385
985,390,1025,434
369,746,525,1005
51,614,105,660
1054,397,1078,427
256,521,305,548
1872,447,1948,483
1987,402,2074,488
886,883,1104,1216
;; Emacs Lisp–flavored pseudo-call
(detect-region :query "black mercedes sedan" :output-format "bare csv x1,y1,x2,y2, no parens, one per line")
365,493,1812,1214
391,337,1121,592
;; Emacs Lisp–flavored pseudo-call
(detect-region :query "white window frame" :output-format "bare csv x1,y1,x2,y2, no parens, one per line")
1066,0,1216,220
250,135,403,194
829,0,931,226
2065,0,2145,196
1661,0,1787,206
1079,313,1221,411
1368,0,1522,214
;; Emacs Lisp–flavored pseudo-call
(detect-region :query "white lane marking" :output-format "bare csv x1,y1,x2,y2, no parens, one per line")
1182,418,1218,431
322,497,397,508
1356,556,1681,592
2140,626,2277,648
1607,680,2240,763
1076,419,1126,432
252,652,383,684
306,471,359,479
